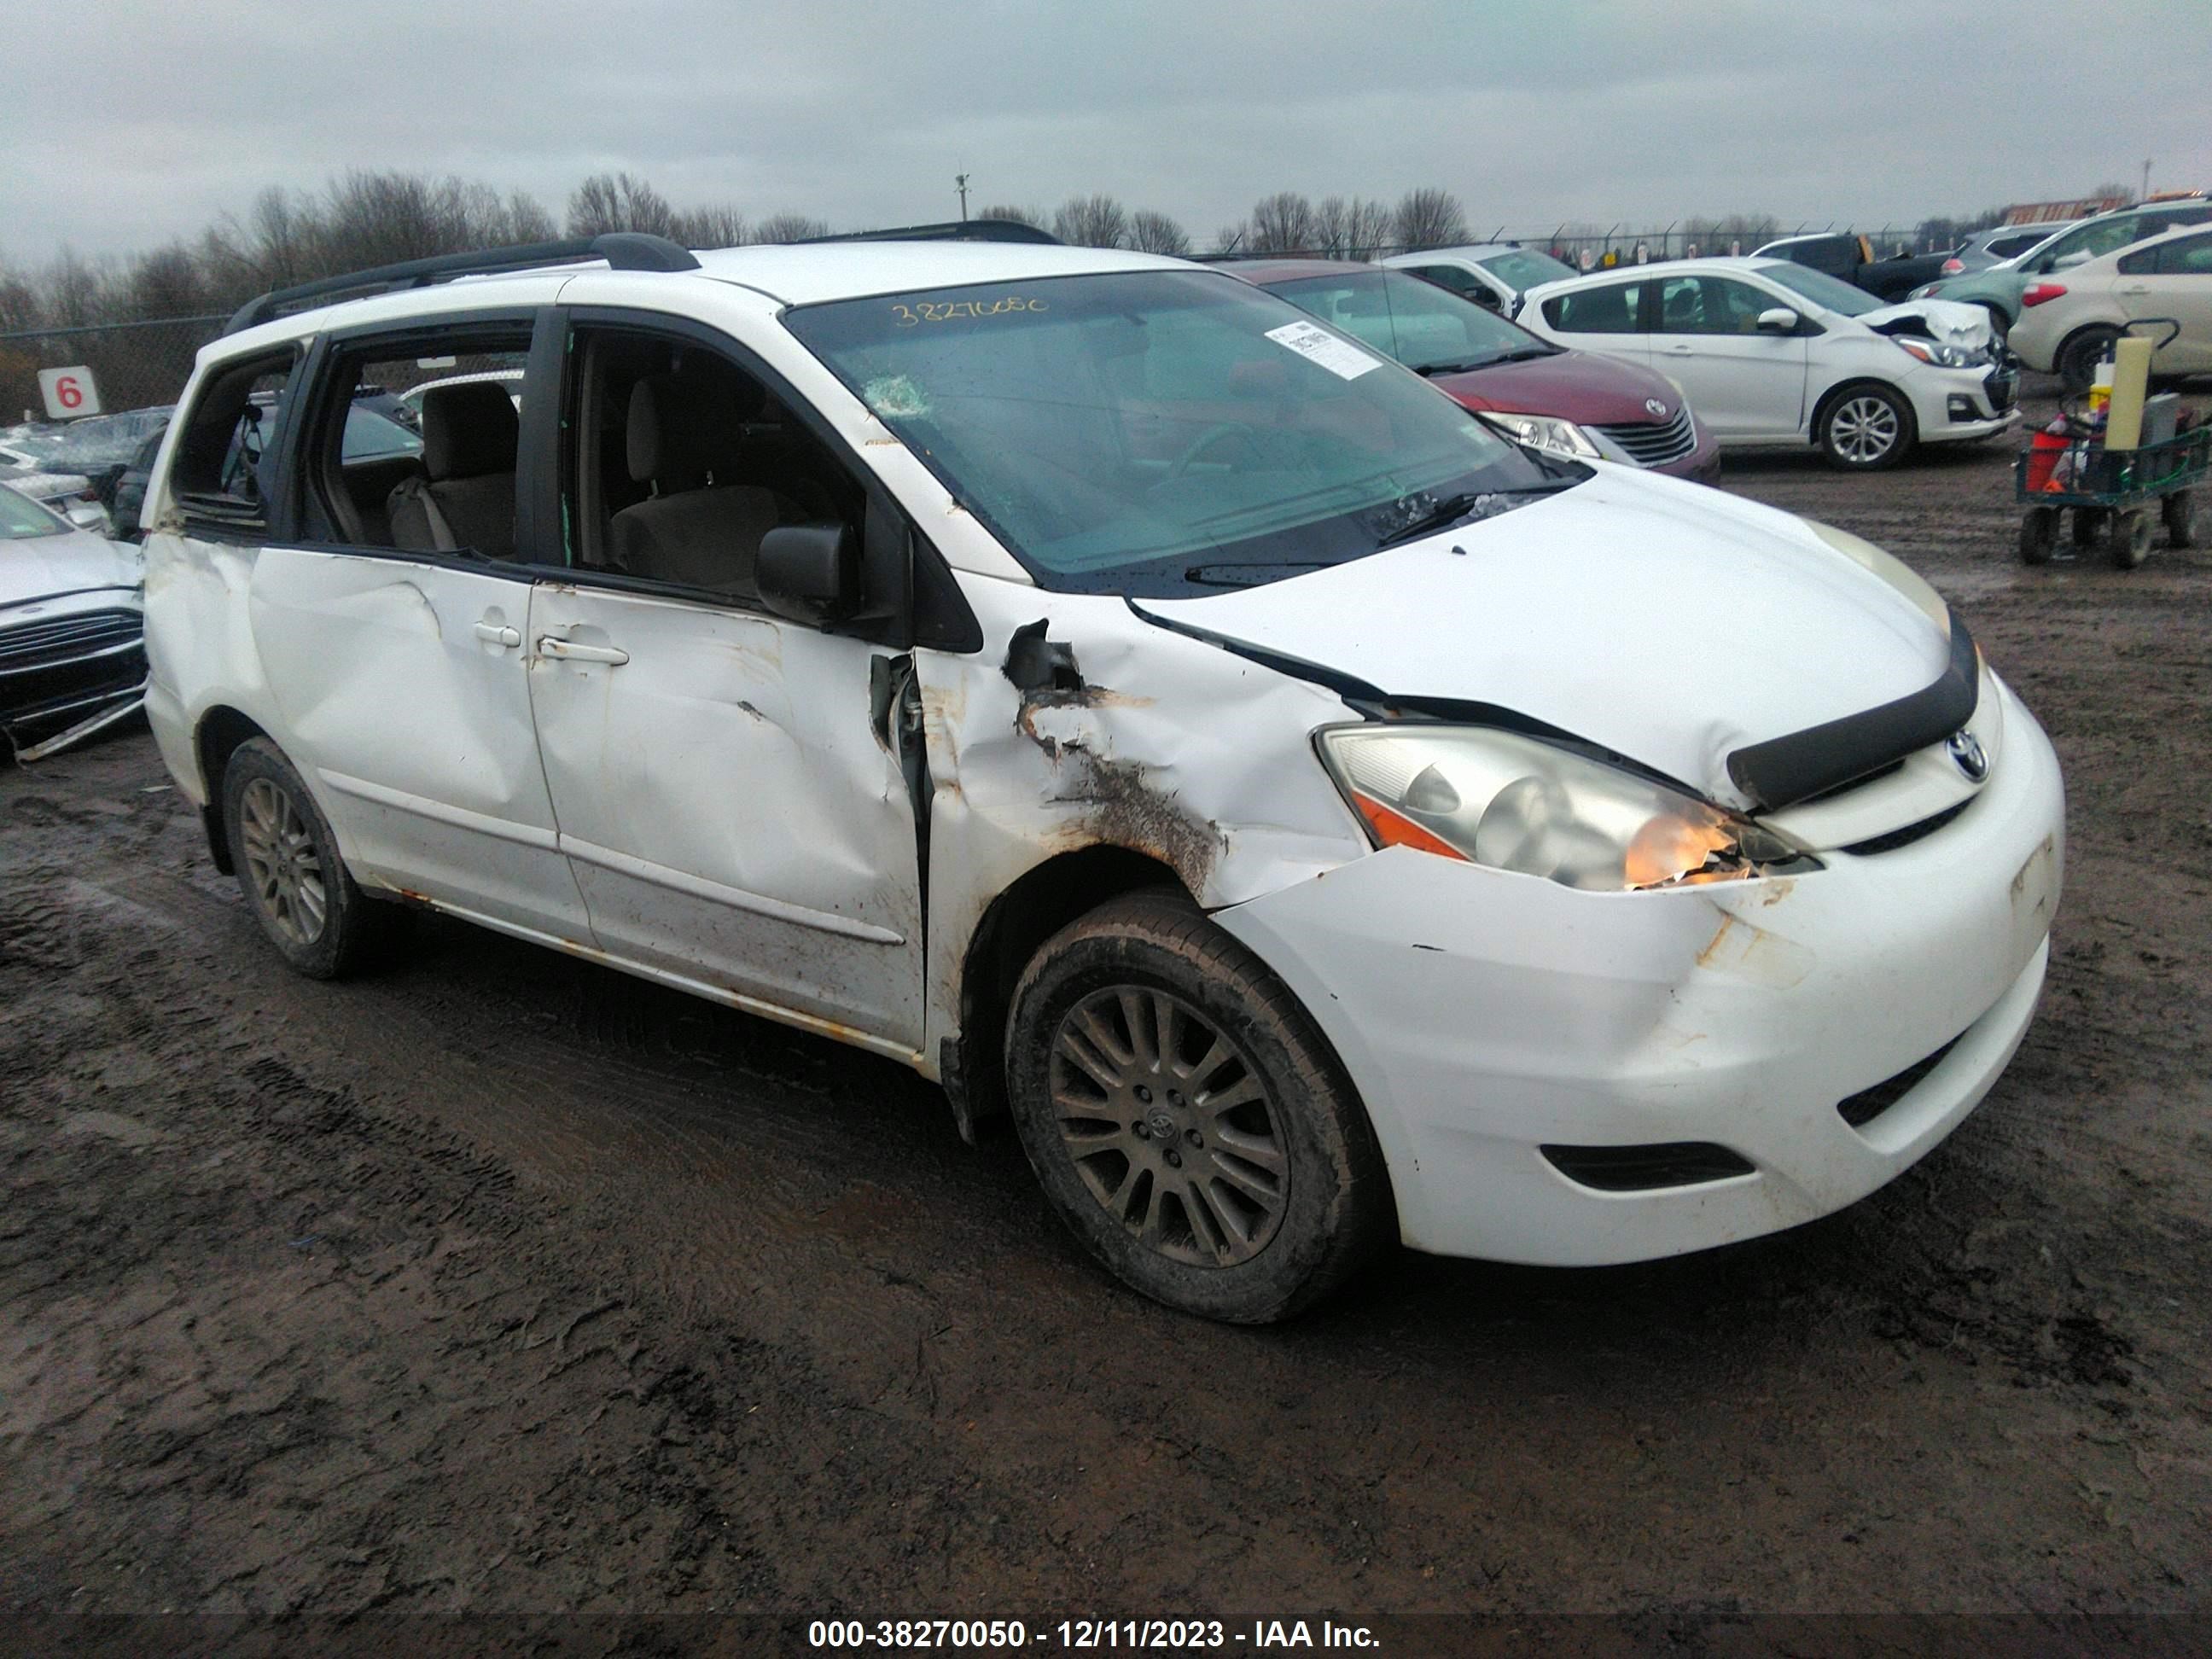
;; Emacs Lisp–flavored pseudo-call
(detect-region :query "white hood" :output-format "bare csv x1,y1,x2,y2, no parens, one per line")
1859,297,1996,352
1141,466,1952,809
0,524,143,615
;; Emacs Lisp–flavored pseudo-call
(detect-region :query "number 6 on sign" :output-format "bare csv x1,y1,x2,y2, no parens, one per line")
38,365,103,420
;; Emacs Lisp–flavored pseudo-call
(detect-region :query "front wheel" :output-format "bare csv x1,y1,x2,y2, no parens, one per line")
2113,509,2154,570
2019,507,2058,566
223,738,398,978
2164,490,2197,549
1819,384,1915,471
1004,889,1391,1323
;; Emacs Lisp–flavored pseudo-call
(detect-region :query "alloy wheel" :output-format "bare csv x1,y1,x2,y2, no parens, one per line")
1829,395,1901,466
238,777,328,946
1048,986,1289,1267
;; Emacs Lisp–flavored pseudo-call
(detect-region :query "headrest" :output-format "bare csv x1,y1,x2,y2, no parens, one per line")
626,370,763,485
420,381,521,481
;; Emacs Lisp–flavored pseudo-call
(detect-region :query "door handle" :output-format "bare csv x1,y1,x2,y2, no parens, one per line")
537,635,630,666
473,621,521,648
1663,344,1694,354
2116,283,2151,294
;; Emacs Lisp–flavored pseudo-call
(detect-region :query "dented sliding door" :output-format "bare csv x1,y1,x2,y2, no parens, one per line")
524,582,928,1053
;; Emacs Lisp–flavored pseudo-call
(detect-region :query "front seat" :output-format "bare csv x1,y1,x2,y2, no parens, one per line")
608,373,795,595
387,381,521,558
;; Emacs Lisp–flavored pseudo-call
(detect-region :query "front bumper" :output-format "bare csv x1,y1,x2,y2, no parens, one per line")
1217,681,2064,1266
1911,361,2021,445
1,604,147,758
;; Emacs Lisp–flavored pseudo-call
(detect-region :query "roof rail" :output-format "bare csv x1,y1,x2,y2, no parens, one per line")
221,231,701,335
797,218,1062,247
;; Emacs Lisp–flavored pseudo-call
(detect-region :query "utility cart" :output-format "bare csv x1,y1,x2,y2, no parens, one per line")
2017,317,2203,569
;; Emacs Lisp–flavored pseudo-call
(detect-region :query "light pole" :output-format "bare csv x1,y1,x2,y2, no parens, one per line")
956,172,970,221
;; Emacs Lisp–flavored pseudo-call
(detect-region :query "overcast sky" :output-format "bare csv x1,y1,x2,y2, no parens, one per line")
12,0,2211,262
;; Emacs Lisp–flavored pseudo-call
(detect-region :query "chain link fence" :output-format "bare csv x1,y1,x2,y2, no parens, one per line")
0,313,227,428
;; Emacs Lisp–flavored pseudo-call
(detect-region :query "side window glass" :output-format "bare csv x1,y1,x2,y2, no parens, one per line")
171,352,302,539
564,327,864,605
1415,265,1481,298
1544,282,1641,334
301,340,527,558
1656,276,1767,334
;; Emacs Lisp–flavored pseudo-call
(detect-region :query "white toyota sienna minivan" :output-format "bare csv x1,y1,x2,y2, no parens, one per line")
138,229,2064,1321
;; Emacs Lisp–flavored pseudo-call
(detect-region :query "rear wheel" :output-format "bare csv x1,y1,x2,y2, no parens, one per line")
1004,889,1391,1323
2058,326,2122,393
223,739,398,978
2164,490,2197,549
2019,507,2058,566
1819,383,1914,471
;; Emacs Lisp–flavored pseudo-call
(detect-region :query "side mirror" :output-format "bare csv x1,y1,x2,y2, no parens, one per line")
2053,251,2092,270
758,521,859,626
1755,307,1801,335
64,500,112,534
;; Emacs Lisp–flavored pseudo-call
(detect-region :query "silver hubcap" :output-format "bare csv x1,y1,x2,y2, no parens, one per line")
1049,987,1289,1268
240,777,328,946
1831,396,1900,465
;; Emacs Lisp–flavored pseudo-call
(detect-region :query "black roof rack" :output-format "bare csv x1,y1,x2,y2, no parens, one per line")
222,231,701,335
797,218,1061,247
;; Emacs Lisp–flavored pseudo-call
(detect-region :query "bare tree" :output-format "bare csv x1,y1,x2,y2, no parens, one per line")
1346,198,1395,261
1393,188,1469,253
1128,209,1190,255
1053,195,1132,249
1313,196,1353,258
754,213,831,244
976,203,1045,228
673,204,748,248
1249,192,1318,254
567,172,677,239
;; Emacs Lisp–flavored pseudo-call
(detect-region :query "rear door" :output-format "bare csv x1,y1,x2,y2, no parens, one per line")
239,315,589,941
2113,231,2212,373
1644,273,1809,440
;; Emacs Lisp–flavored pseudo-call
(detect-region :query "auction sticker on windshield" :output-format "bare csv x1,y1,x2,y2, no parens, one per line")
1264,319,1382,381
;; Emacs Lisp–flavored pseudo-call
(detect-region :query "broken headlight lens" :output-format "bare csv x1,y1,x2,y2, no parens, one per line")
1319,725,1814,892
1481,411,1602,460
1893,336,1985,369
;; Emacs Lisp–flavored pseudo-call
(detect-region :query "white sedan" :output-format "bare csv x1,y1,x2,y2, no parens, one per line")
2005,224,2212,387
1518,258,2019,469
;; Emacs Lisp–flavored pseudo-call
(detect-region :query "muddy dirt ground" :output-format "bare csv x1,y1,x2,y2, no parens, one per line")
3,385,2209,1632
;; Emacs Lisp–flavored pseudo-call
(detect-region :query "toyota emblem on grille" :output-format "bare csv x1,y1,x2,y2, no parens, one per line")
1947,728,1988,782
1644,398,1669,417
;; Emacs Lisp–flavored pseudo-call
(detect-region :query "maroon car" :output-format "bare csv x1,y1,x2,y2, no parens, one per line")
1220,259,1720,483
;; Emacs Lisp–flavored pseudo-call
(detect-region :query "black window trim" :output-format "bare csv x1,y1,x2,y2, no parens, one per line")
1545,277,1648,336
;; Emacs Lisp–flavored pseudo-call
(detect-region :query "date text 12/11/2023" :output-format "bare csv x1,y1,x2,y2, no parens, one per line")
806,1619,1380,1650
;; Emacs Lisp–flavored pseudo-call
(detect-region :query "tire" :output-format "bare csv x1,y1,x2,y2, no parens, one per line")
2165,490,2197,549
2113,509,2154,570
1004,888,1391,1323
1982,302,2011,346
2058,326,2122,393
2072,506,2108,549
2019,507,2058,566
222,738,398,978
1819,382,1915,471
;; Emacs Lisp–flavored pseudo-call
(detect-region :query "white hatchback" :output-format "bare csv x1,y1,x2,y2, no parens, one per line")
2004,224,2212,387
1519,257,2020,469
138,232,2064,1320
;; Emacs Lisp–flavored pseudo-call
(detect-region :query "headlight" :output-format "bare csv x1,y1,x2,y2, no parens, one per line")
1481,411,1601,460
1318,725,1816,892
1893,336,1985,369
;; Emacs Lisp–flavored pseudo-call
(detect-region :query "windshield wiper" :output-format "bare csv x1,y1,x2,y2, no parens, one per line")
1182,559,1335,587
1415,358,1499,377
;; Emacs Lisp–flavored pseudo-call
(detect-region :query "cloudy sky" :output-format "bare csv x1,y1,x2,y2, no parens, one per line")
13,0,2211,261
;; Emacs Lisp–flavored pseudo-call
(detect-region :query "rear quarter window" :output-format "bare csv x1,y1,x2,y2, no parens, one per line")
1543,282,1643,334
169,351,305,539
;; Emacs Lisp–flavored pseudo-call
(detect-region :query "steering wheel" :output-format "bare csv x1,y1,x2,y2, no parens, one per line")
1166,422,1262,481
